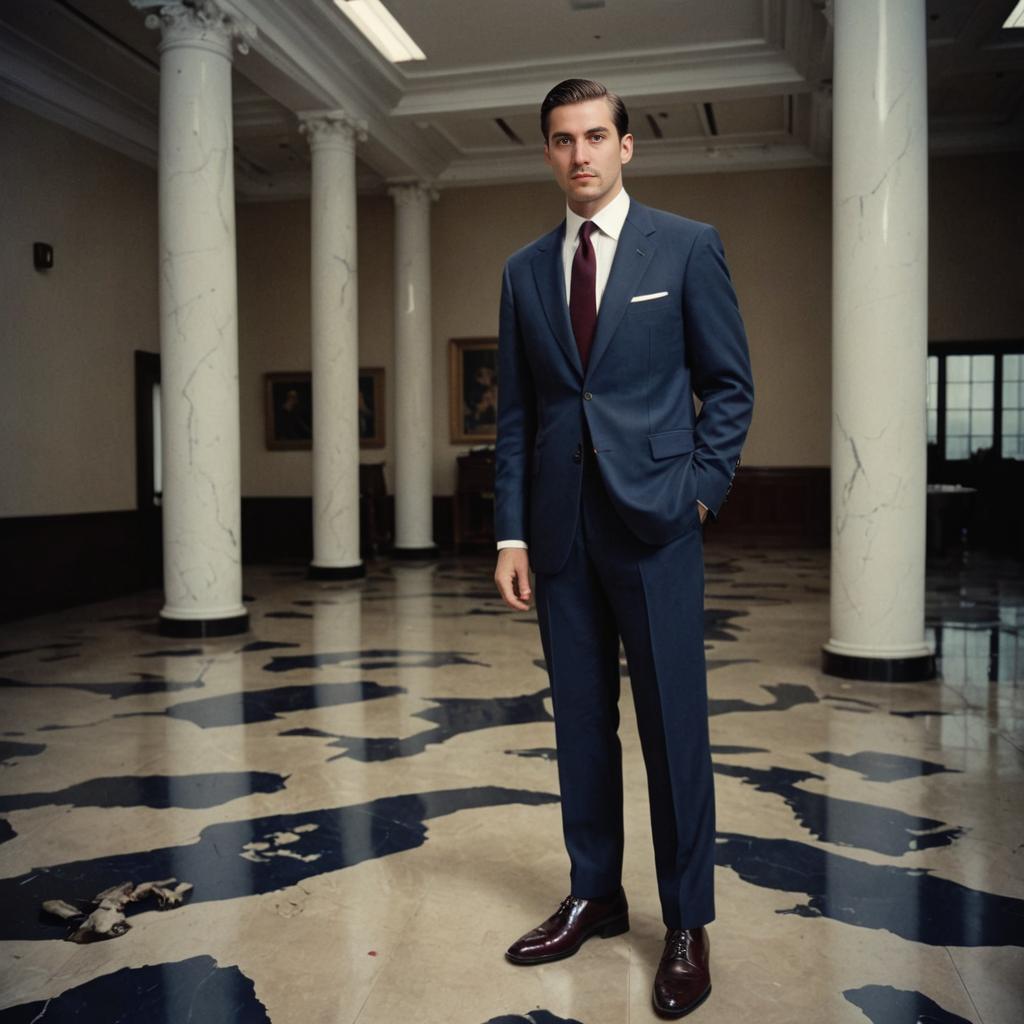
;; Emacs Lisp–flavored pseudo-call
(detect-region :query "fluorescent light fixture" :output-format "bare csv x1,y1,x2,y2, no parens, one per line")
1004,0,1024,28
333,0,426,62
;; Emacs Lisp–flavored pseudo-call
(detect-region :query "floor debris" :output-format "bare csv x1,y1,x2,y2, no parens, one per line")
41,877,194,942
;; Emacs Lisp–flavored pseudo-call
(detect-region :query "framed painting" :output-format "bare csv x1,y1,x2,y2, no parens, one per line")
450,338,498,444
359,367,386,448
265,372,312,450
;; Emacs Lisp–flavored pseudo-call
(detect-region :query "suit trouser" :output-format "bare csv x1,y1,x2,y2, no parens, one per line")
533,454,715,930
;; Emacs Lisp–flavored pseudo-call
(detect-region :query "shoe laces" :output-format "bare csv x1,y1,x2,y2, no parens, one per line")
666,930,691,960
557,895,583,916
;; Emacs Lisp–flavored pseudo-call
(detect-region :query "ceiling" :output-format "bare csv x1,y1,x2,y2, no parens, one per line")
0,0,1021,200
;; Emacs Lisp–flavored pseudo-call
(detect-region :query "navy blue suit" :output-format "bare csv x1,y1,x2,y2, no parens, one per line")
495,198,753,929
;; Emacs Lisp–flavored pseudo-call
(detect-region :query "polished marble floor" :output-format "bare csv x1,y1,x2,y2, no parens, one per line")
0,544,1021,1023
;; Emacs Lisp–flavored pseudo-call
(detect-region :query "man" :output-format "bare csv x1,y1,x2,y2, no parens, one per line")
493,79,753,1019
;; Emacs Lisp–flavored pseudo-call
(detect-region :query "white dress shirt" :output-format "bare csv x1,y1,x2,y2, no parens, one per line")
561,186,631,310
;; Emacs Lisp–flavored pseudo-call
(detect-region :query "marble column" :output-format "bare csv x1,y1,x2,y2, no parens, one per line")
136,0,254,637
389,183,438,558
823,0,935,681
299,111,367,580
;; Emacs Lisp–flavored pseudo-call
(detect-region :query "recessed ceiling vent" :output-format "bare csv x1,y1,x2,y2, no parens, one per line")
495,118,524,145
570,0,606,9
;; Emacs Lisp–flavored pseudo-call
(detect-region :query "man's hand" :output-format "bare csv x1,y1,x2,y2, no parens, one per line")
698,502,708,524
494,548,532,611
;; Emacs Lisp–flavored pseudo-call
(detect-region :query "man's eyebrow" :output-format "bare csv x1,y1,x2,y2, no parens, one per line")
551,125,611,138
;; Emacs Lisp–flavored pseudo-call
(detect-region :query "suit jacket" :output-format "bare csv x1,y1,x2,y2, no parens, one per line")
495,198,754,576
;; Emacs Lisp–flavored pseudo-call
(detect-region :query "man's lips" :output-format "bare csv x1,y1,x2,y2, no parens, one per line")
571,173,597,180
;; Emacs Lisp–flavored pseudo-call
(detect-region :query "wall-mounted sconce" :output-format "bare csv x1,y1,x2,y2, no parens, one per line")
33,242,53,271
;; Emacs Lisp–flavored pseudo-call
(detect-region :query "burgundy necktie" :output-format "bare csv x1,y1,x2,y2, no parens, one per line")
569,221,597,370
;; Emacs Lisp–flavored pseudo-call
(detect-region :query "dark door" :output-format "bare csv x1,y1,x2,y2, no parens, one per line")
134,350,163,589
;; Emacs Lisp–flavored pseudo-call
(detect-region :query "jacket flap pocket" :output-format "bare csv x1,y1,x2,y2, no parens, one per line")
648,428,694,460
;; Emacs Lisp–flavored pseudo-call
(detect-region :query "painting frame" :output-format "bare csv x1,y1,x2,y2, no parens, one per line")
265,371,313,451
449,337,499,444
264,368,387,450
358,367,386,448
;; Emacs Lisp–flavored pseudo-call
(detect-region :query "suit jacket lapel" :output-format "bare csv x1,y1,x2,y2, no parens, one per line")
531,223,583,379
585,202,657,381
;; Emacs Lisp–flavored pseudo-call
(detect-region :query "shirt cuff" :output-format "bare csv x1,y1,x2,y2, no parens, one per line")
496,540,528,550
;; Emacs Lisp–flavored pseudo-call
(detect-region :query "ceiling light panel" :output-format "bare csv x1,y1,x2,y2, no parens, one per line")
333,0,426,62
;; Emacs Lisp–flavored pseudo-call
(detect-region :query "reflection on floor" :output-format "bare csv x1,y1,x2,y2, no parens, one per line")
0,545,1021,1023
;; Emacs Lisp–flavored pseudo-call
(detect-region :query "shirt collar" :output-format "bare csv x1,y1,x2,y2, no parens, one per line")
565,187,630,244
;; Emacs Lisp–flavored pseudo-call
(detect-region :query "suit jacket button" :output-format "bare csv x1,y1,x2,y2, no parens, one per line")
583,391,593,401
572,447,582,464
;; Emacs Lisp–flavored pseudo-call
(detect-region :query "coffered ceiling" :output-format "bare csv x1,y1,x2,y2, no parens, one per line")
1,0,1021,200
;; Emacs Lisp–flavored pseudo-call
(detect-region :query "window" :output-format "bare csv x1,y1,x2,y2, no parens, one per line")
927,344,1024,463
927,355,938,445
1004,354,1023,460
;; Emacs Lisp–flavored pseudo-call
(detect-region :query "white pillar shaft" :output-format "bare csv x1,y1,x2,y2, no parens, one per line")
391,185,435,552
827,0,931,664
151,4,246,624
303,116,363,572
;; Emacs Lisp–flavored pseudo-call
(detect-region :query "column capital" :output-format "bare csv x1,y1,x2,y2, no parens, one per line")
298,110,368,151
388,182,439,206
131,1,256,59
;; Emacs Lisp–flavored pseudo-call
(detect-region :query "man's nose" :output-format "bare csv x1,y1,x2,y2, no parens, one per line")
572,141,588,166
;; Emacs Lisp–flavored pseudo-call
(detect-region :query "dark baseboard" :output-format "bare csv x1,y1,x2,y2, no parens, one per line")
241,496,456,562
707,466,830,546
0,471,829,623
241,497,315,562
0,509,150,623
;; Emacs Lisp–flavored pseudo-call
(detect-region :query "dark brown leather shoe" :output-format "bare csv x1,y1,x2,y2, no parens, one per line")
505,890,629,965
652,927,711,1018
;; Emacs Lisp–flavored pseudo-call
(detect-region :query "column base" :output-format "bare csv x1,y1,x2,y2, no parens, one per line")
309,562,366,580
392,545,440,561
159,611,250,638
821,647,936,682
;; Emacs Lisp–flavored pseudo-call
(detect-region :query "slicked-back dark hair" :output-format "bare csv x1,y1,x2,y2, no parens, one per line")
540,79,629,142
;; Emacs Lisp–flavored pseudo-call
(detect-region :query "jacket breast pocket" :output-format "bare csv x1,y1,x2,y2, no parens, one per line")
648,428,694,460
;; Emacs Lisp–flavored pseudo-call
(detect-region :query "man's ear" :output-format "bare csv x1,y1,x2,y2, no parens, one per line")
620,133,634,165
543,142,552,166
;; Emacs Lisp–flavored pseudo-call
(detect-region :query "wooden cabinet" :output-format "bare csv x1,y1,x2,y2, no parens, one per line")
359,463,390,555
454,451,496,550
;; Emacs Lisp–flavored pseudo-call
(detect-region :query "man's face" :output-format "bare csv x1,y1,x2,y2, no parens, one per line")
544,97,633,215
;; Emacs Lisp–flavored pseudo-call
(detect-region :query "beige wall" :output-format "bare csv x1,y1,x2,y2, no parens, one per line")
0,100,159,517
237,195,396,496
4,94,1022,516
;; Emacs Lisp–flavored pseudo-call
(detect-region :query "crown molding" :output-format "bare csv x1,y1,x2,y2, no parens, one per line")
222,0,443,181
393,49,811,120
0,26,157,166
436,139,826,189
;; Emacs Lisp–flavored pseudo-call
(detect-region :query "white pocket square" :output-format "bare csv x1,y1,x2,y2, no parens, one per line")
630,291,669,303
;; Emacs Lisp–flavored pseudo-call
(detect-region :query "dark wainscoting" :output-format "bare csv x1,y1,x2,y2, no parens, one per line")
0,470,829,623
0,510,149,623
240,496,454,562
241,497,314,563
706,466,831,546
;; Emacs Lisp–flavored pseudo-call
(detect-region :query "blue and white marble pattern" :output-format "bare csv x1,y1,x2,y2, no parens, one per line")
0,546,1020,1022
